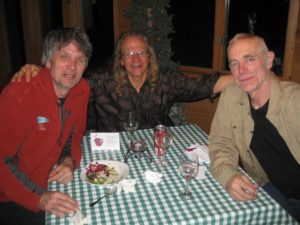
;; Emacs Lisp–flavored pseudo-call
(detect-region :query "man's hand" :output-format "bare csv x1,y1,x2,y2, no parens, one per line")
226,175,259,201
39,191,79,217
48,157,75,184
11,64,41,82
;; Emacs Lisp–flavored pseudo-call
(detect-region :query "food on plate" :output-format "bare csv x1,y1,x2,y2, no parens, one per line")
85,162,120,184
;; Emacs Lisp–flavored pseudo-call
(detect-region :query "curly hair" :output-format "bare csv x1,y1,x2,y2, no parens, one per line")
112,31,159,96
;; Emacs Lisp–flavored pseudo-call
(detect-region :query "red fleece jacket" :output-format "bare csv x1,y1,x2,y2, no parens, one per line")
0,68,90,212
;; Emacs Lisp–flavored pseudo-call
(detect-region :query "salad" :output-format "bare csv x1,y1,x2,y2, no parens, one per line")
85,162,119,185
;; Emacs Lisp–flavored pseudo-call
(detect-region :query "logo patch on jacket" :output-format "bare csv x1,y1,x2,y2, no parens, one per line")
37,116,49,131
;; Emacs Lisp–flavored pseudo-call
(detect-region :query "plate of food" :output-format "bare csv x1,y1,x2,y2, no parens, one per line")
80,160,129,186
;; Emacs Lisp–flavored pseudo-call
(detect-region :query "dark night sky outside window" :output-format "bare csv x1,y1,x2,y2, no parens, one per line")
227,0,289,75
84,0,114,70
169,0,215,68
169,0,289,75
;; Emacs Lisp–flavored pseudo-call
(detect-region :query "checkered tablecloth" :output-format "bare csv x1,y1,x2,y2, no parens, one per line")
46,124,297,225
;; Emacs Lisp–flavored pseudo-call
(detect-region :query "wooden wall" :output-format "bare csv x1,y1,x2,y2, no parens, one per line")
113,0,131,39
183,99,218,134
291,11,300,83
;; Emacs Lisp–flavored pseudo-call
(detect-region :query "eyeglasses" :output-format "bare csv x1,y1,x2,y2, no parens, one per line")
121,50,149,59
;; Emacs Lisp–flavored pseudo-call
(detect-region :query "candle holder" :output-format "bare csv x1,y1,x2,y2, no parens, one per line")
124,138,152,163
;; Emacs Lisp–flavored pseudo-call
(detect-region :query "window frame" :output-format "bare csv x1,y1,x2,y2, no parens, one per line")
177,0,299,80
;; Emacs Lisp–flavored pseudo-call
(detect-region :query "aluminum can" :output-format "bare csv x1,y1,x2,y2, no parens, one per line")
154,124,166,156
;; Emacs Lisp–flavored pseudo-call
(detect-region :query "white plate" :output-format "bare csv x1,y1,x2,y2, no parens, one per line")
80,160,129,187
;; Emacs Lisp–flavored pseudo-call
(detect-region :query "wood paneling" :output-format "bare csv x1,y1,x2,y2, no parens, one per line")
290,1,300,83
183,98,219,134
20,0,42,65
61,0,84,28
113,0,131,40
282,0,299,81
181,73,219,134
213,0,227,71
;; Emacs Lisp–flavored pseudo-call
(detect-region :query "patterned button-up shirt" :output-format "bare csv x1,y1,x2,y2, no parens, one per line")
88,69,219,131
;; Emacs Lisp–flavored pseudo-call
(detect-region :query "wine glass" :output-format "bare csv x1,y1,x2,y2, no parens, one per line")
154,127,174,165
123,111,139,140
179,152,199,198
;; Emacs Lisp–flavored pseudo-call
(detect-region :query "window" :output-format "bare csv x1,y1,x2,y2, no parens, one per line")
2,0,25,73
170,0,298,78
226,0,289,75
83,0,114,70
169,0,215,68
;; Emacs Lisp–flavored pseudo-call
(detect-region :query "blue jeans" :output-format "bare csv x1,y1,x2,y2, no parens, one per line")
262,183,300,223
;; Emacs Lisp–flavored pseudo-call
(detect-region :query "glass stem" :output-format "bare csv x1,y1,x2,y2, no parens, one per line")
161,148,167,165
184,180,190,194
129,131,134,141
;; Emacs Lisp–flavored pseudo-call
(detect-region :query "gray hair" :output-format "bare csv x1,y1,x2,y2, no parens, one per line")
41,27,92,67
227,33,269,55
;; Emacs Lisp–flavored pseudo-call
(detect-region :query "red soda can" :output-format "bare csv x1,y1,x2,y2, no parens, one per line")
154,125,166,156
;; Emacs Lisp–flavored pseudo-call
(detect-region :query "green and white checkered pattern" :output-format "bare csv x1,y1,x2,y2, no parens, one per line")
46,124,297,225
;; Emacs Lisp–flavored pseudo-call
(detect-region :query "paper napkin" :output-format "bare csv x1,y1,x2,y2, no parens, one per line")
90,132,120,151
187,143,210,163
68,211,91,225
196,165,208,180
117,179,137,193
144,170,163,184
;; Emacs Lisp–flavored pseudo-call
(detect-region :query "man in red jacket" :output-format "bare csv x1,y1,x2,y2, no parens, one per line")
0,27,92,225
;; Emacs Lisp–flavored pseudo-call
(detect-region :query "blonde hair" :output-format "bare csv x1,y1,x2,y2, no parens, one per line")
112,31,159,96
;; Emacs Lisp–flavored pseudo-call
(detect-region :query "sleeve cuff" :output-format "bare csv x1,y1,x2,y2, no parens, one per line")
209,72,221,103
